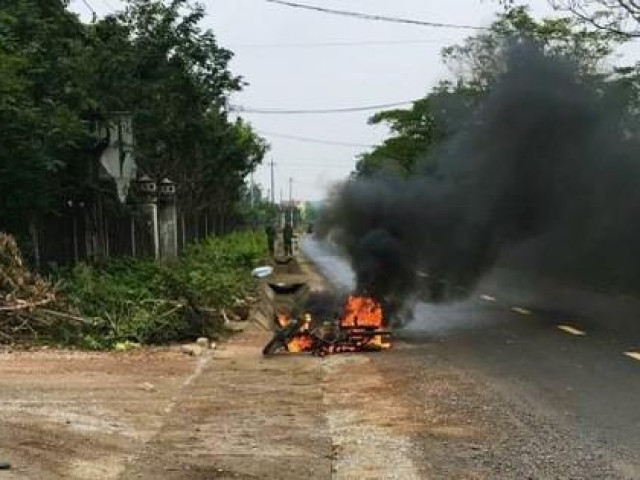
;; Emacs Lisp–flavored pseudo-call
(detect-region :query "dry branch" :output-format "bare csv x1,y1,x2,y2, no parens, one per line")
0,233,59,341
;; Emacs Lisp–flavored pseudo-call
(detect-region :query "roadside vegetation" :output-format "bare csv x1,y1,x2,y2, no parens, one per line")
0,1,273,347
0,231,267,349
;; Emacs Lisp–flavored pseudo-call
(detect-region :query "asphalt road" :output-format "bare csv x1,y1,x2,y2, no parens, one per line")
302,237,640,471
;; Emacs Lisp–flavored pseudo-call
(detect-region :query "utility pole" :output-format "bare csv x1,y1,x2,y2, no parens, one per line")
279,188,283,228
250,173,254,208
269,160,275,205
289,177,293,226
289,177,293,204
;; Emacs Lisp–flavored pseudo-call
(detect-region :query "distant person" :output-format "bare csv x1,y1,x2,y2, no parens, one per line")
283,222,294,257
265,222,276,257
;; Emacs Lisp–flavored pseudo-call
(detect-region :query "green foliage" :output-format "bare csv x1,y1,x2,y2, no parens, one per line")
442,6,616,90
0,1,95,231
356,84,479,176
0,0,267,237
56,231,267,349
548,0,640,38
356,6,624,179
95,0,268,215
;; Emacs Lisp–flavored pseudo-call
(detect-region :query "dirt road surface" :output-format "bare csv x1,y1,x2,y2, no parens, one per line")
1,250,638,479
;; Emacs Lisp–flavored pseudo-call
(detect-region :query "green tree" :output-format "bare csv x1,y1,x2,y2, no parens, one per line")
356,84,478,176
549,1,640,37
442,6,614,90
91,0,267,226
356,6,617,178
0,0,267,244
0,0,95,234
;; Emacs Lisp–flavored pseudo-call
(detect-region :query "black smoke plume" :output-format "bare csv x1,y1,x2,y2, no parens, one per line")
318,42,640,318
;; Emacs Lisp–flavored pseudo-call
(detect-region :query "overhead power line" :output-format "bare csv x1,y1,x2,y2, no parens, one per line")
231,100,414,115
264,0,488,31
233,38,455,48
278,161,354,168
258,130,374,148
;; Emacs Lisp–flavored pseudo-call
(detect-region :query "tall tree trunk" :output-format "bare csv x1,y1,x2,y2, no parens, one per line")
29,218,40,271
181,214,186,251
73,214,79,264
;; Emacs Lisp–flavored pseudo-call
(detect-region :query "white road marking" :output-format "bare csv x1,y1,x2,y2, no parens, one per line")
624,351,640,362
557,325,586,336
511,307,532,315
480,294,497,302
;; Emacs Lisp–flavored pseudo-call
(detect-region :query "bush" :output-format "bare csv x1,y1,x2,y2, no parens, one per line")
55,231,267,348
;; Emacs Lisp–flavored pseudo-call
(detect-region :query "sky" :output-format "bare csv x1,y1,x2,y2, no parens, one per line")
70,0,635,202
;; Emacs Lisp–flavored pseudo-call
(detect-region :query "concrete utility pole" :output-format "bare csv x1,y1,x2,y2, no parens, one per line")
250,173,255,208
269,160,276,205
158,178,178,259
136,175,160,259
289,177,293,204
289,177,293,226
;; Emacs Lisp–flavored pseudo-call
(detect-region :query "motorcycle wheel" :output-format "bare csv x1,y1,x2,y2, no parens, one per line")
262,337,287,356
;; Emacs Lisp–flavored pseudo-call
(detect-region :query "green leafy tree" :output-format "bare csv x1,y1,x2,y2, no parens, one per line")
91,0,267,225
0,0,267,245
356,84,478,176
356,6,618,178
442,6,614,91
0,1,94,234
549,0,640,37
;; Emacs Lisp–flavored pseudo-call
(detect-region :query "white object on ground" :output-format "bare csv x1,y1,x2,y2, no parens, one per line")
251,266,273,278
557,325,586,336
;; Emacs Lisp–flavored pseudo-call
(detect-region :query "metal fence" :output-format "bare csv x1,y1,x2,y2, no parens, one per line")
4,203,245,271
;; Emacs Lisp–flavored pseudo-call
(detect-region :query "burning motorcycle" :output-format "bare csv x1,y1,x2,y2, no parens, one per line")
262,295,392,356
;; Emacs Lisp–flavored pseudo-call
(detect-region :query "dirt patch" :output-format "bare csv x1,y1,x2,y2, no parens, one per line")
119,329,333,479
321,354,421,480
0,349,197,479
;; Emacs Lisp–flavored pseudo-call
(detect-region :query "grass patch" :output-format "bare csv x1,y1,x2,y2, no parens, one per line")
53,231,266,349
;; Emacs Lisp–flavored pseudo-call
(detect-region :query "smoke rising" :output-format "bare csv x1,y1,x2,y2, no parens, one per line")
318,42,640,318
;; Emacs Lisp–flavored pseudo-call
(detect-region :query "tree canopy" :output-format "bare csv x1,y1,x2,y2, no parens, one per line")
355,6,632,178
0,0,266,237
549,0,640,37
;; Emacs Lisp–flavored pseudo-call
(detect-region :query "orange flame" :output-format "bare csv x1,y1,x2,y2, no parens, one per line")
339,295,384,328
272,298,391,355
369,334,391,350
276,313,291,328
287,334,313,353
339,296,391,351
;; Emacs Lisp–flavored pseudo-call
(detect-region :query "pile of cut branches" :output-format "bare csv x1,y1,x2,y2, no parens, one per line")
0,233,60,341
0,230,266,348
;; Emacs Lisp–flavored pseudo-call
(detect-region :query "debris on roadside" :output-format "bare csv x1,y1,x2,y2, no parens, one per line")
0,233,59,342
180,344,205,356
114,341,142,351
139,382,156,392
